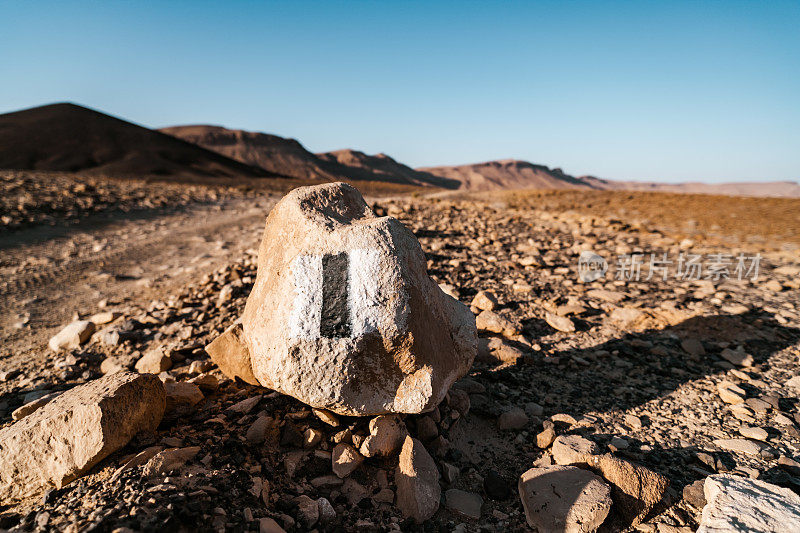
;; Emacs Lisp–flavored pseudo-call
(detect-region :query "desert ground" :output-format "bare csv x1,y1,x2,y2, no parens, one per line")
1,170,800,532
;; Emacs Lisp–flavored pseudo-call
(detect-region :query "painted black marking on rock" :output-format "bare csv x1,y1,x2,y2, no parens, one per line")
320,252,351,338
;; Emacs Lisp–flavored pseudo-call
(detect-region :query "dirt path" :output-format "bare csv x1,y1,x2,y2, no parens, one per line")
0,195,276,373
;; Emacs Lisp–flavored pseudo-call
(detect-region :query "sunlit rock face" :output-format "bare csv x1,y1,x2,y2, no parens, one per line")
207,182,477,415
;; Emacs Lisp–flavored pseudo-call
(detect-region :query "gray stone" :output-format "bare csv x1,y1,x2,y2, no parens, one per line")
444,489,483,519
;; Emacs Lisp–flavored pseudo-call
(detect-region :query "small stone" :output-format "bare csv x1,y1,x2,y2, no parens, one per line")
536,427,556,449
188,373,219,392
713,438,765,456
720,348,754,367
371,487,392,504
317,497,336,523
11,392,61,421
301,428,321,448
135,349,173,374
312,408,340,427
739,426,768,441
498,407,529,430
518,465,612,533
683,479,706,508
525,402,544,417
471,290,498,311
49,320,95,351
295,495,319,527
552,435,599,466
360,415,407,458
188,360,214,374
416,415,438,442
625,414,643,428
442,462,460,484
395,436,440,522
681,338,705,357
332,443,364,478
143,446,201,477
247,415,279,445
164,381,204,411
89,311,121,325
476,309,520,336
698,474,800,532
445,489,483,520
717,381,746,404
259,517,286,533
227,396,261,414
545,312,575,333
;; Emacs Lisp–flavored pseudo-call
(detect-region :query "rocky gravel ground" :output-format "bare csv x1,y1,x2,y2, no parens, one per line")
0,171,253,233
1,189,799,532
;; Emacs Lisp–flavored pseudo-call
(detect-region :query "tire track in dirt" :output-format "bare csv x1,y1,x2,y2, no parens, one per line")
0,196,276,369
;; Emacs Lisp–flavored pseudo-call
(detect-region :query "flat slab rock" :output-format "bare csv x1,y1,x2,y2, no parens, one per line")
206,183,477,415
518,465,612,533
698,474,800,532
0,372,165,503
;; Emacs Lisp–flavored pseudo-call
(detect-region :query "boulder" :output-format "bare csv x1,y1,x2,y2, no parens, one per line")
698,474,800,532
588,454,669,527
518,465,612,533
395,436,441,522
0,372,165,502
205,183,477,415
49,320,95,351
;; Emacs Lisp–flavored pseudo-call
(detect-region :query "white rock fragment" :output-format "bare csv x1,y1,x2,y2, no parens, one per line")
49,320,95,351
698,474,800,532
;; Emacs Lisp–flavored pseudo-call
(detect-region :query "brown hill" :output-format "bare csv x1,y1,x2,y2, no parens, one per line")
418,159,600,191
316,149,460,189
419,159,800,197
0,103,276,179
161,125,459,189
159,125,341,182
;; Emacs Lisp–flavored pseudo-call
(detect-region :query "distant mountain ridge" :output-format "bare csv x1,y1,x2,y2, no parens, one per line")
1,103,796,197
159,125,460,189
419,159,800,197
0,103,276,180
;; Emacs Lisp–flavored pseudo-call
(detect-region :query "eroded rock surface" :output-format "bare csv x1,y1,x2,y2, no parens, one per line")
698,474,800,532
206,183,477,415
0,372,165,502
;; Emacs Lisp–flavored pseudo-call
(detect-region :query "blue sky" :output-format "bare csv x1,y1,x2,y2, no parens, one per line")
1,1,798,182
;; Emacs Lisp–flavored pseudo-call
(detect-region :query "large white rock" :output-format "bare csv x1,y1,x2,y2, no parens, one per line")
698,474,800,532
206,183,477,415
0,372,165,502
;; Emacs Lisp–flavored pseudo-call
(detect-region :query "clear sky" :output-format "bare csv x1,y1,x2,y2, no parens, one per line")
1,1,798,183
